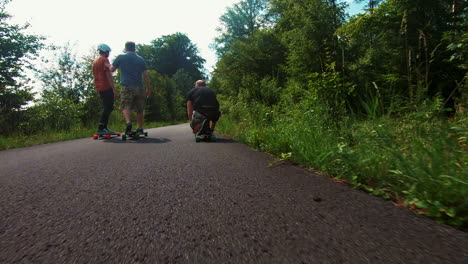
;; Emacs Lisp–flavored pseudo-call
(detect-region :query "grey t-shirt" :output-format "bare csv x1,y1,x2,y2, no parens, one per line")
112,53,146,87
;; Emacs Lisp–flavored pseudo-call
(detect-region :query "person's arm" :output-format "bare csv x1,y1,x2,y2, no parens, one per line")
105,61,117,98
110,56,119,73
143,70,151,97
187,100,193,121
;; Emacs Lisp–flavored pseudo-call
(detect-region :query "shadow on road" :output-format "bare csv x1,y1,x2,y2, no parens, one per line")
212,137,235,144
102,137,171,144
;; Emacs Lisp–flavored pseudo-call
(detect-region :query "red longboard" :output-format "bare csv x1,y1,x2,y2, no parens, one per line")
92,132,122,140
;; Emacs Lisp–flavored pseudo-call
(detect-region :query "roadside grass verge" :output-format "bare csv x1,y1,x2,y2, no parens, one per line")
0,121,183,151
216,103,468,230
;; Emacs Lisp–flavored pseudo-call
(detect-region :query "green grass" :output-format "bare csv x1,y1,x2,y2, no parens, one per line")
216,103,468,229
0,121,183,151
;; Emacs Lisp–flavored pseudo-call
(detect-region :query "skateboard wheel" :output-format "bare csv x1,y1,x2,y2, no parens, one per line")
144,132,148,137
92,135,98,140
211,135,217,142
117,132,122,136
105,134,111,139
122,134,127,141
195,136,201,142
134,133,139,139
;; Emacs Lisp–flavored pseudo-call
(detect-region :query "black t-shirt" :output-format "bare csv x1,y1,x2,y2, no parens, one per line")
186,87,219,110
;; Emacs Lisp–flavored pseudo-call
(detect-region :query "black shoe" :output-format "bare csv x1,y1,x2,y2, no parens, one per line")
103,128,116,134
198,119,210,135
125,123,132,134
136,128,144,134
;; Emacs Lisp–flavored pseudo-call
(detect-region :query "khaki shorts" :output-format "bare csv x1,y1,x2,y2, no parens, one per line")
120,86,146,112
190,108,221,129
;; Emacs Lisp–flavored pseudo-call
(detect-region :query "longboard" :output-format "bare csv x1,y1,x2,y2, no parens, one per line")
92,132,121,140
122,130,148,140
195,133,217,142
195,119,216,142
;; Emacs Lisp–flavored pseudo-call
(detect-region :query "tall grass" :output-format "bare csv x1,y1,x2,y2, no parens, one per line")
0,127,95,150
216,100,468,229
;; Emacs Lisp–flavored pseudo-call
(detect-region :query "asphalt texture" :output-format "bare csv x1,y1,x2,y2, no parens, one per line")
0,124,467,263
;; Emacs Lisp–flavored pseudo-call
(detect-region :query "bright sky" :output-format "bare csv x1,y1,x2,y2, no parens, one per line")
6,0,364,73
6,0,240,72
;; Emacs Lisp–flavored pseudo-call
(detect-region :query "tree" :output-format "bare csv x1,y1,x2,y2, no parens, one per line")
171,69,195,119
398,0,466,103
354,0,383,14
0,0,44,135
144,70,178,122
38,44,91,104
0,0,43,87
138,32,205,80
136,33,206,121
339,0,464,112
35,44,95,130
270,0,347,82
214,0,271,56
213,29,286,105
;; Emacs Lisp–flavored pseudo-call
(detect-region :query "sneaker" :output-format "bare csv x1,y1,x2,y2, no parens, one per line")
136,128,144,134
197,119,210,135
97,129,107,134
125,123,132,134
103,128,115,134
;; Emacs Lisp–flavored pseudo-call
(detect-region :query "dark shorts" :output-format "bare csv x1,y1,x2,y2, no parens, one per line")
120,86,145,112
190,107,221,129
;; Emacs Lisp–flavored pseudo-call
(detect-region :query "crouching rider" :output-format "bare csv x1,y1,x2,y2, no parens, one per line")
186,80,221,135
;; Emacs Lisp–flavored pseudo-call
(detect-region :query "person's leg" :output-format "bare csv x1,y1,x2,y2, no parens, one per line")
192,124,202,134
100,89,114,130
190,111,205,134
134,87,146,131
122,109,132,123
122,108,132,133
207,109,221,132
136,111,144,129
191,118,202,134
120,86,133,133
199,119,211,135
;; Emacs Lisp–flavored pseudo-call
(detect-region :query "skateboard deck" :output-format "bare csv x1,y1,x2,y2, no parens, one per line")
195,119,216,142
121,130,148,140
195,133,216,142
92,132,121,140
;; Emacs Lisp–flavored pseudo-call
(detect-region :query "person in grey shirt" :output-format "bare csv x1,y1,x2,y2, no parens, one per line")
111,41,151,134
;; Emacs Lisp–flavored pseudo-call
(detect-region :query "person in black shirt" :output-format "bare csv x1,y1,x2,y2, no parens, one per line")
186,80,221,134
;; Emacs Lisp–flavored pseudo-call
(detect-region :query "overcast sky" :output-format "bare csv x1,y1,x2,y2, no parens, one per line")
6,0,364,73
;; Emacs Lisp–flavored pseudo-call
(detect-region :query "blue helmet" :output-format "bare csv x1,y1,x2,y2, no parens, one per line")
97,43,111,52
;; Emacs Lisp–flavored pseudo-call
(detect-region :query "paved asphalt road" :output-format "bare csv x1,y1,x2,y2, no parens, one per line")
0,124,467,263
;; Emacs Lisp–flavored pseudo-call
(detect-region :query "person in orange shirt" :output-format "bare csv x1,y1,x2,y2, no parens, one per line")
92,44,117,134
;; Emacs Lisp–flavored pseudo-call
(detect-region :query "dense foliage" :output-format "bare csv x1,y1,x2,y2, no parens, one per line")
0,0,43,134
138,33,206,121
211,0,467,229
138,32,205,79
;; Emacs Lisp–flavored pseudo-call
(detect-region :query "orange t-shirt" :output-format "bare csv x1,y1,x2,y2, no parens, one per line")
92,56,112,92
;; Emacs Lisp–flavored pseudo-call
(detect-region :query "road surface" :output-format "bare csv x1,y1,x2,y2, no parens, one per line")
1,124,467,263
